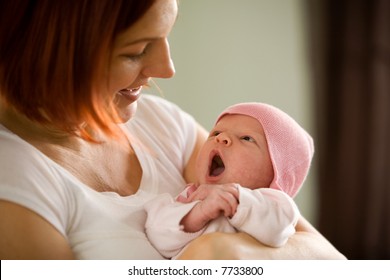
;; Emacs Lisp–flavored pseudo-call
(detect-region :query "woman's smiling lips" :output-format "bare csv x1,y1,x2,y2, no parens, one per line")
117,86,142,102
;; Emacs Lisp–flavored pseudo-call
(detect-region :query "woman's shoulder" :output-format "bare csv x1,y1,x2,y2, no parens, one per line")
1,124,76,197
0,123,69,197
0,124,73,235
0,124,64,177
0,124,46,169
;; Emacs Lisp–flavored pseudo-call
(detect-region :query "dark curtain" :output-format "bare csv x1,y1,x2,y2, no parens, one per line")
308,0,390,259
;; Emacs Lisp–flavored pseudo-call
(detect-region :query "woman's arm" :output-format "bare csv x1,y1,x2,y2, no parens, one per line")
177,216,346,260
0,200,74,259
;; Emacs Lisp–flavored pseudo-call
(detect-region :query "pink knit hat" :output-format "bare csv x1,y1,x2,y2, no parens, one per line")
216,102,314,198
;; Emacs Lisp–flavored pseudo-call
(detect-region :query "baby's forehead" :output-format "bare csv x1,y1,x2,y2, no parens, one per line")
214,114,266,134
216,113,261,124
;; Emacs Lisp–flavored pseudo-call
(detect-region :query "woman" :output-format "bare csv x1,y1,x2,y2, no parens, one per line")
0,0,345,259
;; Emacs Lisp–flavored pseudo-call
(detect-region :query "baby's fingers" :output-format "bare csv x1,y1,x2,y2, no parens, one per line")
220,192,239,217
187,185,210,202
200,198,233,220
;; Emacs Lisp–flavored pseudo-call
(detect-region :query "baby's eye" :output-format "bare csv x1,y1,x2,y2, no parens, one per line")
210,131,221,137
241,136,255,142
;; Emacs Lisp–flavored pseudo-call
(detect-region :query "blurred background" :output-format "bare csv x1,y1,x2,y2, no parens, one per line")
146,0,389,259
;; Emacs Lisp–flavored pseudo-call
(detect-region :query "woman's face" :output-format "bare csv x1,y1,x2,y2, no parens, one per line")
196,114,274,189
107,0,177,122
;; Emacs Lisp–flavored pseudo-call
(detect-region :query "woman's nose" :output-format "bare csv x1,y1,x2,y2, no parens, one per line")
215,133,232,146
142,39,175,79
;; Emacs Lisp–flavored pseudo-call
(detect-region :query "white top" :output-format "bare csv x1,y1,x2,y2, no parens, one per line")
145,185,300,259
0,94,197,259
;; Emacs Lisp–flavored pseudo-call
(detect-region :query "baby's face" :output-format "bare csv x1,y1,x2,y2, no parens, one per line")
196,114,274,189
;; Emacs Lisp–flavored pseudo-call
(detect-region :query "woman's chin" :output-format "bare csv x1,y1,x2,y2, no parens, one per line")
115,101,138,123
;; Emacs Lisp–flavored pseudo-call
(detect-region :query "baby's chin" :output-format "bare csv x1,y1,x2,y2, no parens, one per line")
200,176,227,185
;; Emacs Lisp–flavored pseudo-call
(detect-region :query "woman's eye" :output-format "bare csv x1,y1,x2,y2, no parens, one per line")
126,50,146,61
241,136,255,142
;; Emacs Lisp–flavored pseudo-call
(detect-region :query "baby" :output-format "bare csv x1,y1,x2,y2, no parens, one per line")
144,102,314,259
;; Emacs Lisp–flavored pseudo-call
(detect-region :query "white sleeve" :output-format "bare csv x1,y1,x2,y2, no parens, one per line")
144,193,204,258
0,132,72,236
229,186,300,247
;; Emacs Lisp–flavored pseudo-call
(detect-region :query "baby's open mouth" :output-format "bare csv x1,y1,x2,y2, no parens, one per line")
209,154,225,177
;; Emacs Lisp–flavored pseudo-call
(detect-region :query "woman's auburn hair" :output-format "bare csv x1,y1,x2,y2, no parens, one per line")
0,0,155,140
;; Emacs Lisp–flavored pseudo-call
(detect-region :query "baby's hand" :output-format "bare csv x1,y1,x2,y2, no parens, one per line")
196,184,239,220
179,184,240,232
187,183,239,203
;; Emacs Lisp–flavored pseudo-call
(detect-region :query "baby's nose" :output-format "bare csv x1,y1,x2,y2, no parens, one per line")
215,133,232,146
